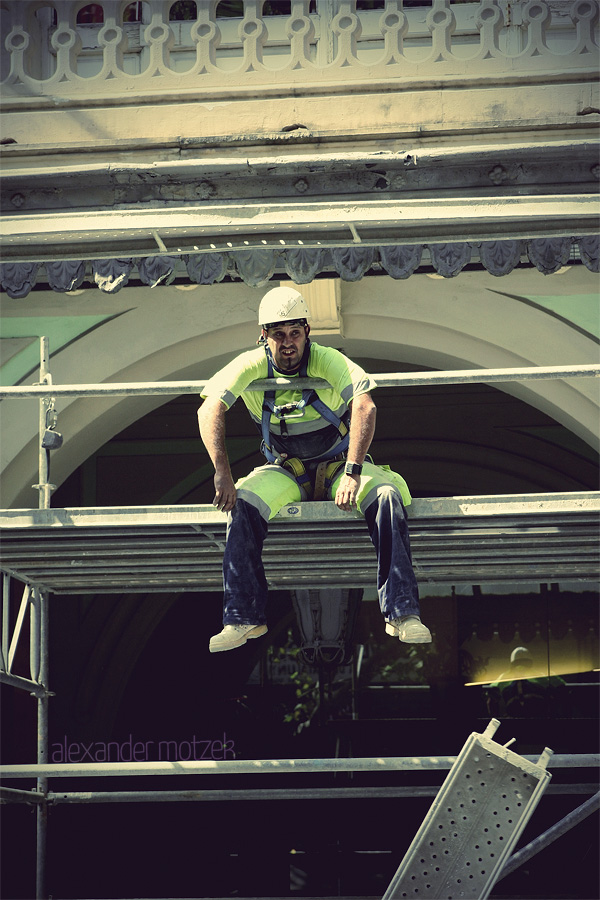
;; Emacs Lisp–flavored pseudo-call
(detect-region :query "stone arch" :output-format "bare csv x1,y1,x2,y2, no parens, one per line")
1,271,597,508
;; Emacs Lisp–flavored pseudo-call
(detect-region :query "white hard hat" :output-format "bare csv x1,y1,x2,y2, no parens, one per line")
510,646,533,664
258,286,310,328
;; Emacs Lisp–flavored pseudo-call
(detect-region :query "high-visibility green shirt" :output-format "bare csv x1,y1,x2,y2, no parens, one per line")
201,342,376,458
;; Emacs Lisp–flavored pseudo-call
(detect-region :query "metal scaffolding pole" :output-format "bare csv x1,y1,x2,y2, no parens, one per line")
33,337,55,510
1,753,597,780
30,340,52,898
0,362,598,399
35,588,49,900
498,790,600,882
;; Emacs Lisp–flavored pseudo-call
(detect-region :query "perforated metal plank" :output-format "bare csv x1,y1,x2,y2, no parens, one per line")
382,721,553,900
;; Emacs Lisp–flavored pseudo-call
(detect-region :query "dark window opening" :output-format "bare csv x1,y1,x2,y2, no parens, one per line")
76,3,105,24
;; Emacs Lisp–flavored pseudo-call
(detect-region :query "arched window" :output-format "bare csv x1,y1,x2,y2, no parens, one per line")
262,1,291,15
34,5,58,28
215,1,244,17
76,3,105,24
123,1,142,23
169,0,197,20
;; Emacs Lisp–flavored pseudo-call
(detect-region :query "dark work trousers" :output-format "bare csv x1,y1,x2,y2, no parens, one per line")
222,487,421,626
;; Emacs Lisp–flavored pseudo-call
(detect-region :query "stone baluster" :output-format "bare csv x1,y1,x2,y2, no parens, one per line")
475,0,504,61
330,0,361,69
50,1,82,83
97,1,128,79
520,0,551,60
238,0,267,74
3,3,30,87
569,0,600,57
143,0,175,76
191,0,221,75
287,0,315,71
426,0,456,64
379,0,408,67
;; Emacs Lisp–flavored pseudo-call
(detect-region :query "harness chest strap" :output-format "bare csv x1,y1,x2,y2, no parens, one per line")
261,353,350,463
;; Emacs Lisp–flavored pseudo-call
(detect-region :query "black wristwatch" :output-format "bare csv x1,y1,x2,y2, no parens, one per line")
344,462,363,476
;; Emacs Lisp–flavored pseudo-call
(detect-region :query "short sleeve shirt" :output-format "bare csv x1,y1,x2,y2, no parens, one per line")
201,342,376,457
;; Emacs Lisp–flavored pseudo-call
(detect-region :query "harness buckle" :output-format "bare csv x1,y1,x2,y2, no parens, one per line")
274,402,305,420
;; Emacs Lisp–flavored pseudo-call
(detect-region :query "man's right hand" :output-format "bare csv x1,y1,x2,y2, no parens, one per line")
213,470,237,512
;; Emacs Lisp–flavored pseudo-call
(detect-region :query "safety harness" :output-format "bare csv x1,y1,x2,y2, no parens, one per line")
260,346,350,468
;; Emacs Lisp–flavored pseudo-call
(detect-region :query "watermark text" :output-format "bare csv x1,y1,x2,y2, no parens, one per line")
51,733,235,763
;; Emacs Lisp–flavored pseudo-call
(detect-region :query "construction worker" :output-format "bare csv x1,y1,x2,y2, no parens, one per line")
198,286,432,653
486,646,567,718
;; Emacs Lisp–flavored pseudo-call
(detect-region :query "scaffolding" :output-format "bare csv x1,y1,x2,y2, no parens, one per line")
1,339,599,899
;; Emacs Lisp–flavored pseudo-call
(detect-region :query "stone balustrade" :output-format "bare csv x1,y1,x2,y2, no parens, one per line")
1,0,598,104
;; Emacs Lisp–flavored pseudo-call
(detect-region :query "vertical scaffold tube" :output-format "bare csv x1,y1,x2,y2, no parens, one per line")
37,337,51,511
35,589,49,899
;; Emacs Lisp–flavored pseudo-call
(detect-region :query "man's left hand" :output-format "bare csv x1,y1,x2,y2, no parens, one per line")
335,473,360,511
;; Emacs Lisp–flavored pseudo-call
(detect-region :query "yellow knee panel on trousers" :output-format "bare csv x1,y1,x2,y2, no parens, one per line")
235,464,303,520
329,461,412,512
236,460,411,520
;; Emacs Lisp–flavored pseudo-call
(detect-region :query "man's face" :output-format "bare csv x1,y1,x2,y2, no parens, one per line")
265,322,308,372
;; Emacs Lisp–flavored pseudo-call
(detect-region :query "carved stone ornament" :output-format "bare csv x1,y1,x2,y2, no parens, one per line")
577,236,599,273
137,256,178,288
527,238,572,275
0,262,40,299
45,260,86,293
379,244,423,280
429,243,472,278
479,241,524,277
186,253,228,284
332,246,376,281
231,249,277,287
92,258,133,294
1,238,598,299
283,248,326,283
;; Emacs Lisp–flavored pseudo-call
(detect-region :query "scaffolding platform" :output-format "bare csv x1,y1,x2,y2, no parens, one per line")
0,491,598,595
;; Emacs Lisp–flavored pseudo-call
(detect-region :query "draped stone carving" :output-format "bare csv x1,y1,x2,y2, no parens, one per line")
578,236,599,273
137,256,178,288
332,247,376,281
479,241,524,277
527,238,572,275
379,244,423,280
92,258,133,294
429,242,472,277
1,238,597,299
186,253,228,285
231,249,277,287
45,260,86,293
283,248,326,284
0,262,40,299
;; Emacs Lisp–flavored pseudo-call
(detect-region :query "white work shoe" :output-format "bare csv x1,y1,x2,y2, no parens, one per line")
386,615,432,644
209,623,268,653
